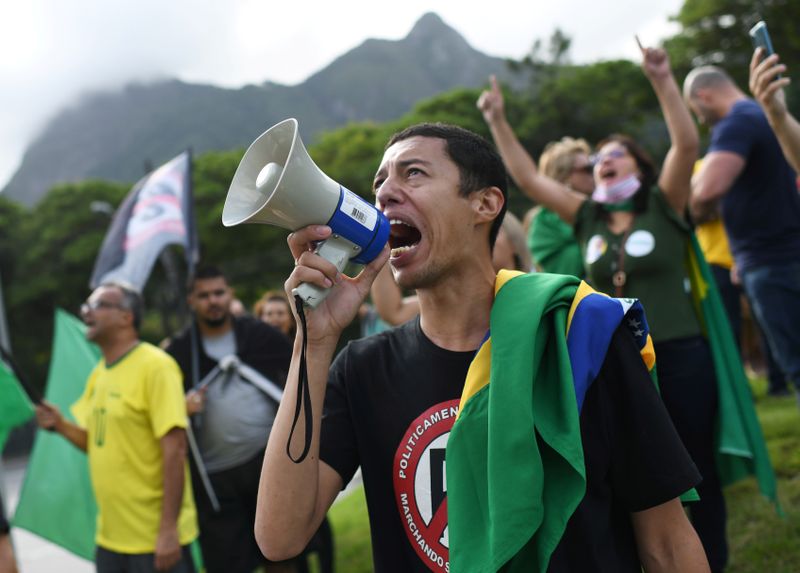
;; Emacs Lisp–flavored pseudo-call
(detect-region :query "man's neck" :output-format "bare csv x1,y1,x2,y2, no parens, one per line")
720,90,748,118
416,263,496,352
101,335,140,366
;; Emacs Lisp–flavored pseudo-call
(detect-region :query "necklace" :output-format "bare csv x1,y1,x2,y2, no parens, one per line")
611,222,635,297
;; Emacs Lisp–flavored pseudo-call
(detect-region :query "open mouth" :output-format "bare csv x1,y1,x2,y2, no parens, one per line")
389,219,421,258
600,168,617,182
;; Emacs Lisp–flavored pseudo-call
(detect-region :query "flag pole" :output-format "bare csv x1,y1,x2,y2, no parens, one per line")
0,270,13,550
0,270,42,404
0,269,10,352
182,148,220,511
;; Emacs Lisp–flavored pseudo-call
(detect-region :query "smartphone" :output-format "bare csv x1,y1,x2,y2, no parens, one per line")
749,21,776,57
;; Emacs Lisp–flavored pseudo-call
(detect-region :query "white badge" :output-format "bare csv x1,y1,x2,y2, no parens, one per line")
625,230,655,257
586,235,607,264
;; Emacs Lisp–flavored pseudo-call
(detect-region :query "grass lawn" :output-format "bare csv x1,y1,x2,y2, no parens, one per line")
323,377,800,573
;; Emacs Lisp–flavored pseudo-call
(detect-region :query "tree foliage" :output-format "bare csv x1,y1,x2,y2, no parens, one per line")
5,0,797,387
665,0,800,96
5,181,128,382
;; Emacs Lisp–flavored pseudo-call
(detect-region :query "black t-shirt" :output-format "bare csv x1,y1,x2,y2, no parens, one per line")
320,318,700,573
167,315,292,393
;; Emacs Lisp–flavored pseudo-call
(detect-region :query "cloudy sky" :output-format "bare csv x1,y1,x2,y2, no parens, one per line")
0,0,685,190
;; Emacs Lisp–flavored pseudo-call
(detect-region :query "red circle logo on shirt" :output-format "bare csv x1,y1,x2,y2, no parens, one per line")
393,400,459,573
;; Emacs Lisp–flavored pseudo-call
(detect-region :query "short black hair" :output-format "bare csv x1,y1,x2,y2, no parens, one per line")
187,264,228,292
386,123,508,248
101,280,143,332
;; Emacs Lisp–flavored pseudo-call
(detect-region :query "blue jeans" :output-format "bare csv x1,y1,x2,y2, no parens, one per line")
740,262,800,385
711,264,787,394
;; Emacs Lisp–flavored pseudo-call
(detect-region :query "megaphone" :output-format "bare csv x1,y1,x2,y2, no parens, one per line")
222,118,390,308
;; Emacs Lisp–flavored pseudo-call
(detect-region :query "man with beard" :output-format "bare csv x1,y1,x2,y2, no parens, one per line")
686,65,800,402
254,123,709,572
166,266,294,573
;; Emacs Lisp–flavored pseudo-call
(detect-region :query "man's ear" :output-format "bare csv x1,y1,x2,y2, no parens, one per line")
120,307,135,329
694,88,712,106
472,186,505,224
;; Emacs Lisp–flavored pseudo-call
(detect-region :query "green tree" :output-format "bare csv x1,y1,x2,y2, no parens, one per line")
7,181,127,384
0,196,23,289
191,149,296,307
665,0,800,94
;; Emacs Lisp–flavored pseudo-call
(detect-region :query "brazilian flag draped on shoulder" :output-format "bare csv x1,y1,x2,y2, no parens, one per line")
12,310,101,560
446,271,657,573
686,234,780,512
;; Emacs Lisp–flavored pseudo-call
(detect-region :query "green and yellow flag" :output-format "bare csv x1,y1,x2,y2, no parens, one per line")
447,271,657,573
686,235,779,511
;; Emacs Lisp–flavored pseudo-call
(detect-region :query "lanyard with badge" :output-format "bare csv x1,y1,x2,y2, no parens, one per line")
612,226,634,297
606,201,635,297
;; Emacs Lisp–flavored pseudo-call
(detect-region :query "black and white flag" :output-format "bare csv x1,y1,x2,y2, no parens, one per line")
90,151,197,290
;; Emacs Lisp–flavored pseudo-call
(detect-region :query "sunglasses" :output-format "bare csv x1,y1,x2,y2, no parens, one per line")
571,164,594,175
590,148,628,165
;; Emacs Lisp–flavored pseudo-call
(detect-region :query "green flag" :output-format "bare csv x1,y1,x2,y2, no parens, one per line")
12,309,101,559
0,359,34,451
686,235,780,512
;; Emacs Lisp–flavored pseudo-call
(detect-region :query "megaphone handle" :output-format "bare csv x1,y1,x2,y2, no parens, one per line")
292,234,359,308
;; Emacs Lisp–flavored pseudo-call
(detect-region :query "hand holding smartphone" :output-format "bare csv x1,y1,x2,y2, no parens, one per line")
749,21,775,55
748,19,790,123
749,21,780,78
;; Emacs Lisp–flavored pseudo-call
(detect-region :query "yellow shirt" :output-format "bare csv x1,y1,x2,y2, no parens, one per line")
72,342,198,553
695,219,734,269
693,158,734,269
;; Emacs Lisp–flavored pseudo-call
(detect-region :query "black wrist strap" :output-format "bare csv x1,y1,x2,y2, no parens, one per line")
287,295,313,463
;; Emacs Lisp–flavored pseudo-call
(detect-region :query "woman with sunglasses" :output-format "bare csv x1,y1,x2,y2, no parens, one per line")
525,136,595,276
479,45,729,572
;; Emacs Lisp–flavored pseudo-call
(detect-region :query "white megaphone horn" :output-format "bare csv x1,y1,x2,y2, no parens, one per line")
222,118,390,308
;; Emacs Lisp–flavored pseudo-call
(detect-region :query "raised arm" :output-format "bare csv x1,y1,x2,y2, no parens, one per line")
750,48,800,173
640,43,699,215
256,225,389,560
478,76,586,224
370,264,419,326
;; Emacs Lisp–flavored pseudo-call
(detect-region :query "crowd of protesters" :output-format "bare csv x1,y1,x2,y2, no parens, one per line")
0,32,796,573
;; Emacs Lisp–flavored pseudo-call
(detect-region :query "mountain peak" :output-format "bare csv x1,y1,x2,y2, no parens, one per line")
409,12,446,32
3,11,510,205
405,12,467,46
